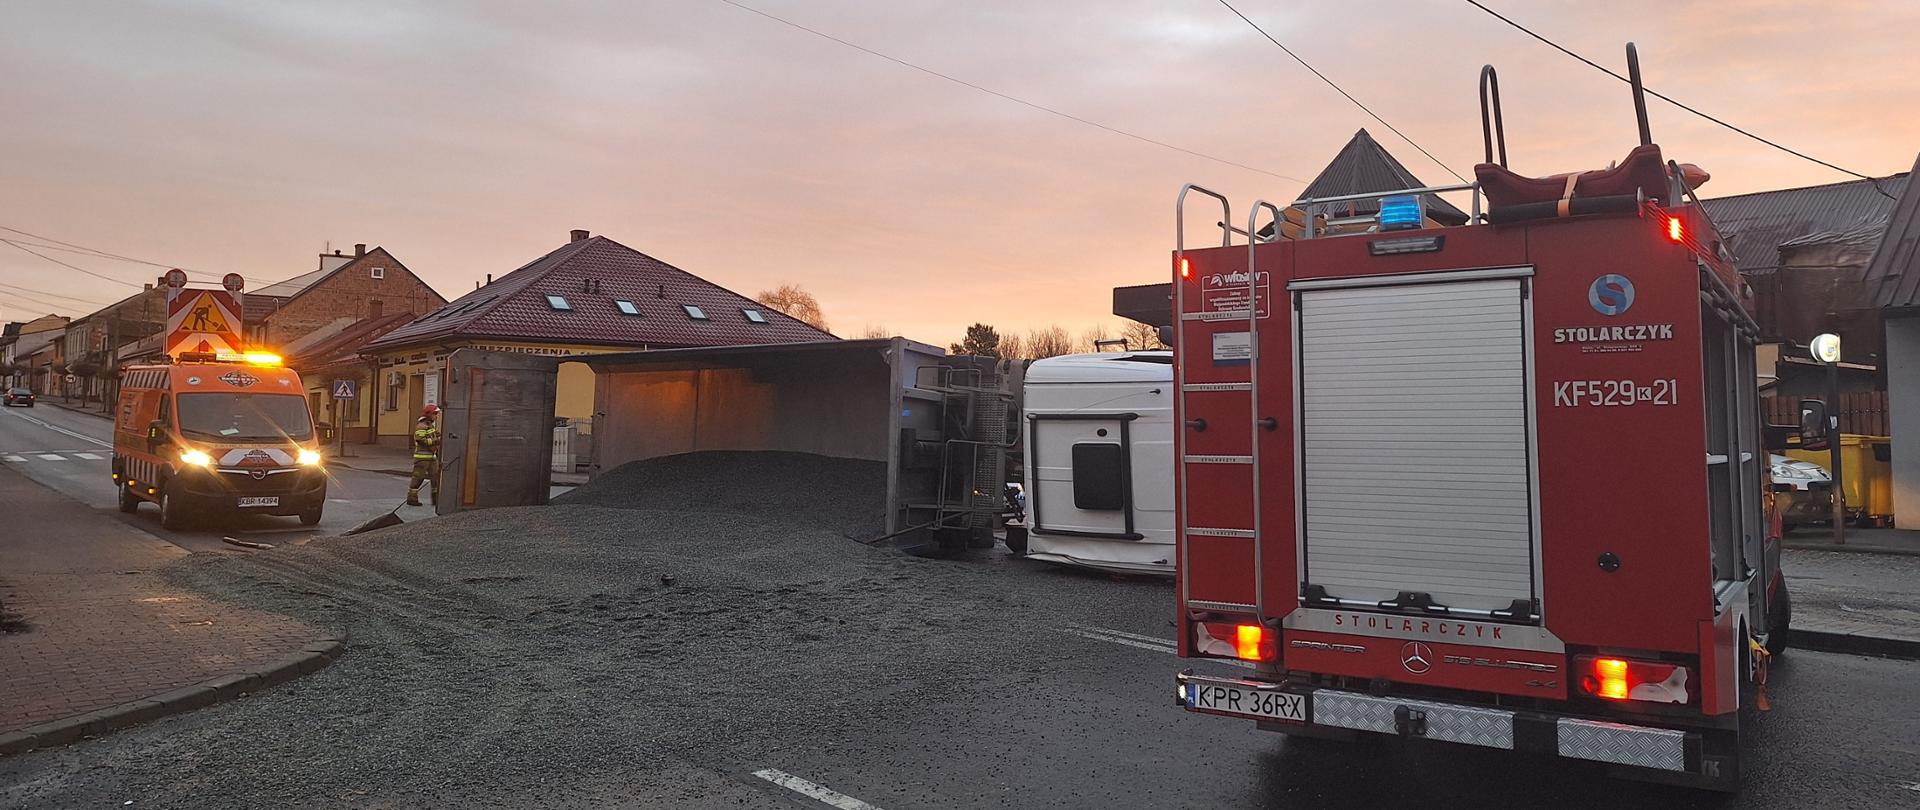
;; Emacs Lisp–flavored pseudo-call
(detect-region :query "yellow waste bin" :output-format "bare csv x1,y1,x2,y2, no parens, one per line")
1786,434,1893,526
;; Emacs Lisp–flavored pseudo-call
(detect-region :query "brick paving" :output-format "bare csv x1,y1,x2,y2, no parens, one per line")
0,468,325,735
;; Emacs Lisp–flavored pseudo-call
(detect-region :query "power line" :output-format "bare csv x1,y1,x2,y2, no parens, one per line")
0,281,116,307
0,225,180,270
1214,0,1467,184
712,0,1308,184
1462,0,1897,199
1,239,147,289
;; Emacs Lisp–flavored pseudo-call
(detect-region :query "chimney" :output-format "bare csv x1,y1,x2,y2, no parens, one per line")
333,249,343,256
485,273,493,285
143,283,153,292
354,243,367,257
570,229,590,243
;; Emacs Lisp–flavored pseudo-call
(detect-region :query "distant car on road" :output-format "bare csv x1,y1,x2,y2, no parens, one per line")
1772,453,1831,529
3,387,34,407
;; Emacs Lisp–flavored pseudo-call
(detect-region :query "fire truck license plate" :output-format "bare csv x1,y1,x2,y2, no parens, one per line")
1188,683,1306,723
237,496,279,508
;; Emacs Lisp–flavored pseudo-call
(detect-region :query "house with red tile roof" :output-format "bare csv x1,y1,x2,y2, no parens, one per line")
360,229,835,446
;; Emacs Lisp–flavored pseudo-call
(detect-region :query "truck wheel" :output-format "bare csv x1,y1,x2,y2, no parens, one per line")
159,483,189,530
299,506,323,526
118,482,140,513
1766,582,1791,656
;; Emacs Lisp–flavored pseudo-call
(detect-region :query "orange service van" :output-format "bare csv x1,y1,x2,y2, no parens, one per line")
112,353,327,529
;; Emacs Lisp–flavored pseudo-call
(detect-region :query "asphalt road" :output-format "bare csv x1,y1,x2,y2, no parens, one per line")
0,401,423,553
1,499,1916,809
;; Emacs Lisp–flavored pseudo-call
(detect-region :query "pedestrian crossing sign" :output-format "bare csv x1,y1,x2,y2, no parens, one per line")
333,378,357,400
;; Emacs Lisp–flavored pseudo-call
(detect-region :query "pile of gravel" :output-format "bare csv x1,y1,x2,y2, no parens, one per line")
554,451,888,539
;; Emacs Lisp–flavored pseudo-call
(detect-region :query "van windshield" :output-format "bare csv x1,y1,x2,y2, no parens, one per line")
176,393,313,442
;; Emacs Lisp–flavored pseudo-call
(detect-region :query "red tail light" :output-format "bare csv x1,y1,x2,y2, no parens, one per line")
1576,655,1690,704
1235,625,1265,661
1194,621,1275,662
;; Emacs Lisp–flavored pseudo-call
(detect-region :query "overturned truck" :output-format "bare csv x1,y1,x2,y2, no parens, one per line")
435,338,1018,548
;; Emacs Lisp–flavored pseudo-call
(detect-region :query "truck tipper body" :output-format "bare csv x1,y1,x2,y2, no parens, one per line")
1169,52,1787,790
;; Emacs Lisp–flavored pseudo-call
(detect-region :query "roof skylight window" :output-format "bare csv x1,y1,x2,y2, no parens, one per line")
742,308,768,324
683,305,708,320
546,295,572,311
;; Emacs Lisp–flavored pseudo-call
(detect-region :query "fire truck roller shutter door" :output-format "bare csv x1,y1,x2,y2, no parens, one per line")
1297,275,1537,615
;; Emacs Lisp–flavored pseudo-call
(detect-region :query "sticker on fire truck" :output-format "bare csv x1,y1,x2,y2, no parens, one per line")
1186,682,1306,722
1212,332,1251,365
1552,379,1679,407
1200,270,1272,319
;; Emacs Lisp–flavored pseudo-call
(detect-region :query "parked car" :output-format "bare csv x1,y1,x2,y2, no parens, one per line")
1772,453,1831,529
3,387,34,407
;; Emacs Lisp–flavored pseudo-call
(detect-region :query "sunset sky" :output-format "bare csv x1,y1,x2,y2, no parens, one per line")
3,0,1917,348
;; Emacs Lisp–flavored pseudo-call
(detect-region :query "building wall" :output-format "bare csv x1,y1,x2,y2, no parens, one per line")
256,249,444,351
1886,314,1920,522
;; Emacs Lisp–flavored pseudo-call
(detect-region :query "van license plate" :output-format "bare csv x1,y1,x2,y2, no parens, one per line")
238,496,279,508
1187,683,1306,723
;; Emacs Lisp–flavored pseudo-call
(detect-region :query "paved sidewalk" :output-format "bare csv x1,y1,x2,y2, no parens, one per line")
1784,548,1920,657
1783,526,1920,557
0,467,338,751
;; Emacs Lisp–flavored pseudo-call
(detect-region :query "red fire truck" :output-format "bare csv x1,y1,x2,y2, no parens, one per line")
1169,48,1799,791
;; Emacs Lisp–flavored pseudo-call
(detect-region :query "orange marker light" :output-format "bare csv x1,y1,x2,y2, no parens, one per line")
1592,657,1631,700
1667,216,1684,243
1235,624,1265,661
1179,257,1192,279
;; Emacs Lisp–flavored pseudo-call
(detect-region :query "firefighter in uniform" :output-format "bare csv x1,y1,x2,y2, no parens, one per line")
406,404,441,506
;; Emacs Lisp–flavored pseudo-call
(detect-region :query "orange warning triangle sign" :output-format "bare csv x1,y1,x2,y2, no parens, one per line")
180,292,232,334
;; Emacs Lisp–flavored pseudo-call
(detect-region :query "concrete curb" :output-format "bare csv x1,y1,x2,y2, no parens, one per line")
0,635,346,757
1783,541,1920,558
1787,628,1920,661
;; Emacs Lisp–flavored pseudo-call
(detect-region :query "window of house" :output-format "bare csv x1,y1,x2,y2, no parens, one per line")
683,305,708,320
742,308,768,324
370,266,386,280
547,295,572,311
384,371,402,411
615,300,640,316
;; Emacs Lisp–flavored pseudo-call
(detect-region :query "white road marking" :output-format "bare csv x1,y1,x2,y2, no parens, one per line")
36,454,66,461
1,408,113,448
74,452,103,460
1070,624,1177,648
2,455,24,463
751,769,887,810
1901,781,1920,792
1064,626,1256,669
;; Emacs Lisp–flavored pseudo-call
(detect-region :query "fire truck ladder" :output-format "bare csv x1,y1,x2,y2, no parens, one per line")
1174,185,1273,616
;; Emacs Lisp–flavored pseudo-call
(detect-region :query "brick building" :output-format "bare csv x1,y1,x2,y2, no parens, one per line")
61,284,166,404
361,229,834,447
246,244,443,352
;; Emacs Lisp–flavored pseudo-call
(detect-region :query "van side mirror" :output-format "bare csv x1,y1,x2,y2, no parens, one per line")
1798,400,1830,451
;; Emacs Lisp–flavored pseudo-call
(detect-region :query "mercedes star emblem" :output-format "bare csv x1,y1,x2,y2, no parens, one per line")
1401,641,1434,675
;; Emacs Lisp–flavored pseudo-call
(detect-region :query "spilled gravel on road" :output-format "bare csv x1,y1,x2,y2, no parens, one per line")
555,450,890,540
0,452,1155,809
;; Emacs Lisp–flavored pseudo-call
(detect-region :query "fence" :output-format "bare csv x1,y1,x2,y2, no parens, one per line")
1762,390,1890,436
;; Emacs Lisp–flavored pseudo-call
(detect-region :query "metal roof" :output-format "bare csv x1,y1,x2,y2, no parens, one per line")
1295,129,1469,226
368,235,835,352
1700,173,1909,277
1862,154,1920,311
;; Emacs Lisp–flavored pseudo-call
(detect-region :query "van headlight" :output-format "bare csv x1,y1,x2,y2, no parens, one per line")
179,449,213,466
297,448,322,466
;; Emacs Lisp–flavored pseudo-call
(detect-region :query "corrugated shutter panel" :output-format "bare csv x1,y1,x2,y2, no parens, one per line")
1299,278,1534,613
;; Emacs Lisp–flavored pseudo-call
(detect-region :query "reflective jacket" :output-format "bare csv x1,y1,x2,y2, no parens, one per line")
413,420,440,460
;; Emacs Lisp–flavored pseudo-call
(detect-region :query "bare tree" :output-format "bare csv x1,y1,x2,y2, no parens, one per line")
855,324,891,339
1026,325,1072,358
755,283,829,332
998,332,1027,360
1076,323,1115,353
1120,321,1162,350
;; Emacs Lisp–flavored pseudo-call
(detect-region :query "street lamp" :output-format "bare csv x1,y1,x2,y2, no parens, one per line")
1811,333,1844,544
